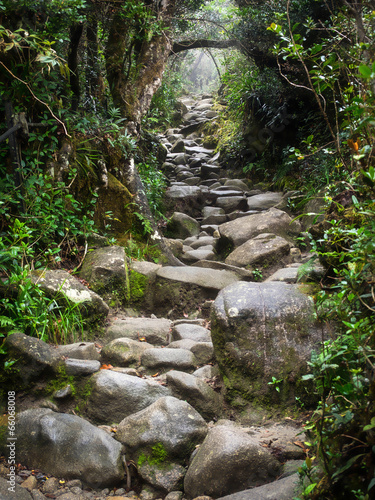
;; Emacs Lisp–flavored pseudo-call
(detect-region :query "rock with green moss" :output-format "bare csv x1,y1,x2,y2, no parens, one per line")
31,269,109,323
101,338,153,367
3,332,62,388
80,246,128,300
115,396,208,461
166,212,200,239
211,281,328,407
138,461,186,494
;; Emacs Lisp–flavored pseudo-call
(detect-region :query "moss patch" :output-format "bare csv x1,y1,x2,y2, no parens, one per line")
137,442,169,467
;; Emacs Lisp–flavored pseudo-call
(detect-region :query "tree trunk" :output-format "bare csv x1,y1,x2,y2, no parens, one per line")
106,0,176,128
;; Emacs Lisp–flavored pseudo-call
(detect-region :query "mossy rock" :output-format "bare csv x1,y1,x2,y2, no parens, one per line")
211,281,329,409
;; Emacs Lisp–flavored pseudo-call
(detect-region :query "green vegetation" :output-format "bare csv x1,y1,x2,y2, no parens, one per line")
137,442,169,467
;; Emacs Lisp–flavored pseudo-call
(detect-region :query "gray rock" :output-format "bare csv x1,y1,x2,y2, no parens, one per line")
138,462,186,493
31,269,109,323
141,348,197,371
55,342,100,361
166,185,201,199
246,192,284,210
202,206,225,218
0,477,32,500
166,370,221,420
106,318,172,346
130,261,162,277
164,238,184,257
31,491,48,500
15,409,124,488
184,176,201,186
201,213,228,226
164,491,183,500
4,332,62,386
216,196,247,213
101,338,153,367
265,266,300,283
184,425,281,498
193,364,217,379
225,233,290,268
171,140,185,153
211,281,327,404
54,384,73,399
87,370,170,424
155,266,239,291
216,474,301,500
167,212,200,239
193,260,254,280
64,358,101,376
190,342,214,365
79,245,127,295
224,179,251,191
218,208,301,248
172,324,211,343
200,164,221,179
183,247,215,262
190,236,217,249
116,396,207,460
168,339,197,350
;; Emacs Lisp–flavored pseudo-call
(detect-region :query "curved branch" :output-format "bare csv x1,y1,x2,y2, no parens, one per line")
171,39,240,54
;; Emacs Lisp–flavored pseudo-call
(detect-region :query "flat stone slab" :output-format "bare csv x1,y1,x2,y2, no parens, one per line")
156,266,239,290
166,185,202,199
141,348,197,371
183,247,216,262
265,266,300,283
225,233,290,268
246,192,284,210
64,358,101,376
172,323,211,343
106,318,172,345
193,260,254,280
216,474,301,500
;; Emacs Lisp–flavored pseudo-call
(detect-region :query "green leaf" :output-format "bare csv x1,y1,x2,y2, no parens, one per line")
304,483,317,494
359,64,373,78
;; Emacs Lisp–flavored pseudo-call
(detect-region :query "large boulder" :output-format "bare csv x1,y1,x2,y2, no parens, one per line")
0,477,32,500
31,269,109,323
246,192,284,210
4,332,62,388
216,474,301,500
115,396,208,461
211,281,326,405
79,245,127,300
13,409,124,488
148,267,240,318
218,208,300,249
86,370,170,424
225,233,290,268
184,424,281,498
166,212,200,239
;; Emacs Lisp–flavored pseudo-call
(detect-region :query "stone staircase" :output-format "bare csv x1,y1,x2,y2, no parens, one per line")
1,94,327,500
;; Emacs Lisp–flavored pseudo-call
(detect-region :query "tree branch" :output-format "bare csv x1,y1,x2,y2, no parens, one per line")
171,39,240,54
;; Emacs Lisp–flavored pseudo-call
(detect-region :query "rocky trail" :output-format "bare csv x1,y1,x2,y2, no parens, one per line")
1,94,328,500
